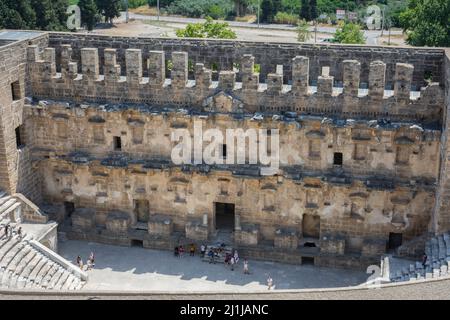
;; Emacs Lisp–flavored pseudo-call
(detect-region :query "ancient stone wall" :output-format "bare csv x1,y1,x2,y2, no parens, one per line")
47,33,445,88
433,50,450,234
0,34,48,202
1,32,448,268
27,45,444,124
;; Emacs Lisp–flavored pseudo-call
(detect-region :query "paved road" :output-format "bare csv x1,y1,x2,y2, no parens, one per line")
121,12,403,45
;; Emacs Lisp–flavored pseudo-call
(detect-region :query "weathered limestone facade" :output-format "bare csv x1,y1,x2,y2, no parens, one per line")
1,31,450,269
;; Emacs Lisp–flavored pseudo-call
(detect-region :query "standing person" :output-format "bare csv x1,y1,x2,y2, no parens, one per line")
422,253,428,268
179,245,184,258
243,259,249,274
267,275,273,290
76,255,81,266
208,248,215,264
89,252,95,268
230,256,235,271
4,224,9,238
234,250,239,264
189,243,195,256
174,246,179,257
17,226,22,238
200,244,206,258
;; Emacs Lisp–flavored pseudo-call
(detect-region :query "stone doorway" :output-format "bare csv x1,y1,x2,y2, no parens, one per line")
215,202,235,231
302,214,320,238
64,201,75,218
388,232,403,250
134,199,149,223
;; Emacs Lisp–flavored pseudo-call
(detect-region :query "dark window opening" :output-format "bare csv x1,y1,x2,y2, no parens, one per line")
333,152,343,165
301,257,315,265
388,233,403,250
113,136,122,150
15,126,24,148
11,81,21,101
64,201,75,218
131,239,144,247
304,242,316,248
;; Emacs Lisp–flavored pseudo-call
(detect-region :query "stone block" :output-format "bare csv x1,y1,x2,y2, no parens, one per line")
234,224,259,246
71,208,95,232
106,211,131,235
274,227,298,249
148,214,173,237
185,219,208,241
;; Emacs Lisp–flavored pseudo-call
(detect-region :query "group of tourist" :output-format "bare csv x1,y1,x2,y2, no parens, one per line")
76,252,95,271
174,242,251,275
0,224,22,239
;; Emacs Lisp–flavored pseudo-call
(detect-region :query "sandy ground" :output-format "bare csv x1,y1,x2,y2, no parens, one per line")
92,19,333,43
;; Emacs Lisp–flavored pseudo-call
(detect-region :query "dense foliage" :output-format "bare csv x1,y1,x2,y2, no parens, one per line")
78,0,98,31
399,0,450,47
333,22,365,44
0,0,69,30
176,16,237,39
95,0,121,23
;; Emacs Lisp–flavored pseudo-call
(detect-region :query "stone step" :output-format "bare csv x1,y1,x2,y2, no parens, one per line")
48,269,64,290
14,248,36,277
0,241,25,270
33,261,52,287
41,264,59,289
0,202,20,221
11,249,37,288
17,254,43,288
60,273,74,291
0,196,13,208
0,236,20,261
68,277,79,290
0,243,26,287
27,257,47,287
75,281,85,290
7,245,31,273
0,199,17,216
54,271,70,290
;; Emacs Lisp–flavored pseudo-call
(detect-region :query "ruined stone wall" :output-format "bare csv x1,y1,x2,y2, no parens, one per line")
15,33,450,266
433,50,450,234
23,99,439,260
27,45,444,124
0,34,48,202
36,156,434,258
47,32,445,88
25,102,441,181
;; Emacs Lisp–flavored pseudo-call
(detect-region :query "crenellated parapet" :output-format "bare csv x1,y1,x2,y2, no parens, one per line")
27,45,445,123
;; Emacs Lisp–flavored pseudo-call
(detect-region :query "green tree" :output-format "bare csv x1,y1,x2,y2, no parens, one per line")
300,0,310,20
261,0,281,23
0,0,36,30
96,0,121,24
310,0,318,20
31,0,69,31
296,19,311,42
176,17,237,39
399,0,450,47
333,22,365,44
79,0,98,30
